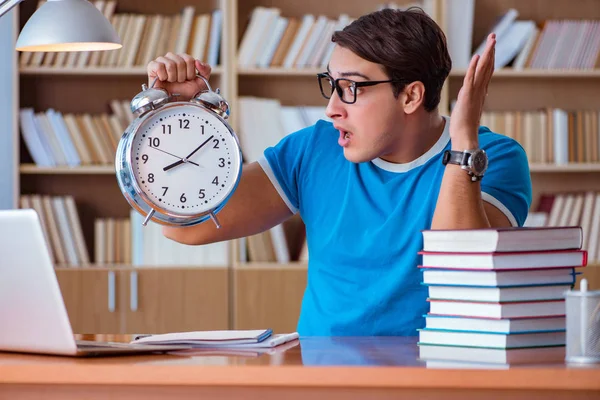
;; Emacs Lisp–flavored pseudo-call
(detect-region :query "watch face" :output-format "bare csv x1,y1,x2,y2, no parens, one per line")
470,150,488,174
130,103,241,216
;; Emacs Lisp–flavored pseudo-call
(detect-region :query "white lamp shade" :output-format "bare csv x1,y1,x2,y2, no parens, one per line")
15,0,122,52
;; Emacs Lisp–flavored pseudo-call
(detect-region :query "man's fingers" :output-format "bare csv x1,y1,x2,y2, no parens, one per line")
464,54,479,88
180,53,197,81
147,60,168,83
195,60,212,80
164,52,188,83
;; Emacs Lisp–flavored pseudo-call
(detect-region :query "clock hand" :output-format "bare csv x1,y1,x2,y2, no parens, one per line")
149,146,201,167
163,135,215,172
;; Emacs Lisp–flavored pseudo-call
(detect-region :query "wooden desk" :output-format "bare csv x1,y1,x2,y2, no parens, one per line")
1,337,599,400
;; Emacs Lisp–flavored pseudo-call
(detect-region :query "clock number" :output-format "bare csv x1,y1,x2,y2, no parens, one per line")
162,187,168,196
178,119,190,129
148,137,160,147
213,138,220,149
162,125,172,134
148,173,155,183
141,154,149,164
201,125,205,135
218,158,225,167
199,189,206,199
212,176,219,186
180,193,187,203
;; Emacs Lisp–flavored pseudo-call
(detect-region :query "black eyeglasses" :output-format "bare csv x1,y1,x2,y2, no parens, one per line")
317,72,405,104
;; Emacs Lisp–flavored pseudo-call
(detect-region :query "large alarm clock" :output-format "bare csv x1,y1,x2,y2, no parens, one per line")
115,75,243,228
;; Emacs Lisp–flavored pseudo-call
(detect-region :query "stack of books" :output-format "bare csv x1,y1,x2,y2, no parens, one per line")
417,226,588,367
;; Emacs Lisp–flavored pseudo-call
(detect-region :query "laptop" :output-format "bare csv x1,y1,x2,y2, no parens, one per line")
0,209,189,356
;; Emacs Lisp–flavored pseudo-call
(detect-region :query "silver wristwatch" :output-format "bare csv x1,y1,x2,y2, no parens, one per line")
442,149,488,182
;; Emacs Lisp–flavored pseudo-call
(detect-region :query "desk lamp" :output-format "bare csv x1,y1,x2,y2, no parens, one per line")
0,0,121,52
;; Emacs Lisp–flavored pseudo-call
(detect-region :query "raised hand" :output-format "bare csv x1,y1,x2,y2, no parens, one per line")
449,33,496,150
147,52,212,101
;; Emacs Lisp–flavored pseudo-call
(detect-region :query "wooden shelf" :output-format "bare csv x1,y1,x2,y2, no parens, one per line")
529,163,600,172
19,164,115,174
238,67,321,76
54,265,229,271
19,66,223,76
450,69,600,78
241,68,600,78
234,261,308,270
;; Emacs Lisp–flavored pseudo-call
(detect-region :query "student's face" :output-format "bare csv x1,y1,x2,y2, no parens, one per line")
324,46,406,163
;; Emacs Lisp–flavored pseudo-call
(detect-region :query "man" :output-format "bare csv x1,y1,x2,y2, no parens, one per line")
146,8,532,335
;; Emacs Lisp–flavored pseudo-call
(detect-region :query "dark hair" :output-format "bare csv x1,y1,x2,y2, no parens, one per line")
331,7,451,112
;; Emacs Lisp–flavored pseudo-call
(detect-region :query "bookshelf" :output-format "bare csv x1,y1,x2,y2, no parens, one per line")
9,0,600,334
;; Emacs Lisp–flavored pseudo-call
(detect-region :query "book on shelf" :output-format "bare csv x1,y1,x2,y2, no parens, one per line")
19,194,90,267
421,226,582,253
19,101,133,167
20,2,223,69
480,108,600,166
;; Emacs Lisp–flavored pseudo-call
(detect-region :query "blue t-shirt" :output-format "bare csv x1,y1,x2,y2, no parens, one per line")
259,117,532,336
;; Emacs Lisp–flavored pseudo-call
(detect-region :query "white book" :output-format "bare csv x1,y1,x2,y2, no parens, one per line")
427,284,572,303
473,8,519,58
35,113,68,166
19,108,53,167
206,9,223,66
175,6,196,55
418,343,565,364
422,268,575,287
46,109,81,167
308,19,336,67
132,329,275,346
283,14,315,69
237,7,270,67
428,299,565,319
189,14,210,62
51,197,79,266
446,0,474,69
257,16,289,68
552,108,569,164
419,329,565,349
295,15,328,67
320,14,351,69
513,26,540,70
494,20,537,69
248,8,281,67
425,315,566,334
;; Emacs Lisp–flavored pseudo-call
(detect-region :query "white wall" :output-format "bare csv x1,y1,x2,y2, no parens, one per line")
0,9,17,209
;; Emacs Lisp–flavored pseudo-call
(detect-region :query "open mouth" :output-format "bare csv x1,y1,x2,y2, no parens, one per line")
338,130,352,147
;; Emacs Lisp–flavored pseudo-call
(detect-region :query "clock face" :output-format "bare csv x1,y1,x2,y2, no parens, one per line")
130,103,241,216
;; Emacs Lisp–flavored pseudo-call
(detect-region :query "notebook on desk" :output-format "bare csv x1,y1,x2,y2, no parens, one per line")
0,209,190,357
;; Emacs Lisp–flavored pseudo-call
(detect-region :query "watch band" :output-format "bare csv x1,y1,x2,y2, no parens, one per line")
442,149,485,182
442,150,471,166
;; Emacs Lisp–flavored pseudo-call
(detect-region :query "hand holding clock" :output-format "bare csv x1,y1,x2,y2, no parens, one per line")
147,52,212,101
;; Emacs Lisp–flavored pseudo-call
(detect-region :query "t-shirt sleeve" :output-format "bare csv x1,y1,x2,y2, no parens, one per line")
258,124,318,214
480,134,532,227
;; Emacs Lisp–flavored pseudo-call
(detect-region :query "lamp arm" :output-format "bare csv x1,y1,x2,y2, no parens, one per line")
0,0,24,18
